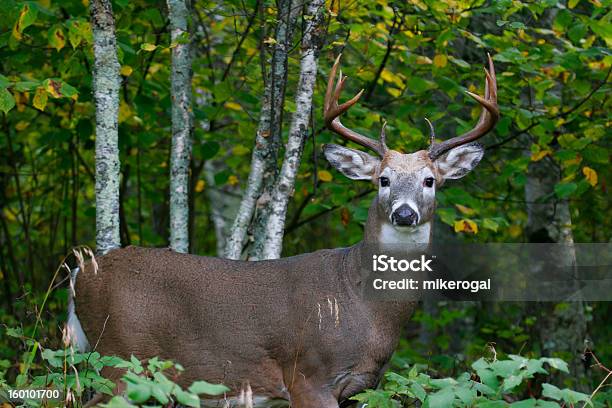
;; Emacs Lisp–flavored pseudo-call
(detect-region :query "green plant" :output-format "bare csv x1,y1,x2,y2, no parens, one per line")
351,355,596,407
0,335,229,408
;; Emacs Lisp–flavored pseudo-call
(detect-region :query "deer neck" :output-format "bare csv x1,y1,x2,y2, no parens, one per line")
342,196,427,327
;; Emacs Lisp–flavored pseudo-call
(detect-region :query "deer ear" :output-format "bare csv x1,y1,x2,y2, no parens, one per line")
435,143,484,180
323,144,380,181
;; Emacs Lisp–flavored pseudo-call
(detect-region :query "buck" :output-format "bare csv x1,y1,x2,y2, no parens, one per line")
68,55,498,407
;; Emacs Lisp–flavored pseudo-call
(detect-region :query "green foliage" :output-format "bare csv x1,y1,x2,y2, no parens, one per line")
351,355,595,407
0,334,229,408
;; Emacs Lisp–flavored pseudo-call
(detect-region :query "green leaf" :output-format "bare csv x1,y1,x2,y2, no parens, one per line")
406,76,434,94
101,396,138,408
554,182,577,198
502,374,523,391
0,88,15,113
455,385,476,405
48,25,66,51
541,357,569,373
60,81,78,99
12,3,38,40
582,145,608,164
410,382,427,402
483,218,499,232
0,74,9,88
173,389,200,408
510,400,538,407
126,382,151,403
542,384,563,400
428,387,455,407
188,380,230,396
14,81,39,91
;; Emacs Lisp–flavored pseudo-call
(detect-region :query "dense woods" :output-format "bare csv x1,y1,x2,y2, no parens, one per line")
0,0,610,406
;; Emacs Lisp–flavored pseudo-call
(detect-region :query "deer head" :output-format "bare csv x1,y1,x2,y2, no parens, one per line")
323,54,499,229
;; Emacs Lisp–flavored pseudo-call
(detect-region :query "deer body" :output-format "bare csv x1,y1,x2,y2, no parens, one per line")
69,55,498,407
72,205,417,407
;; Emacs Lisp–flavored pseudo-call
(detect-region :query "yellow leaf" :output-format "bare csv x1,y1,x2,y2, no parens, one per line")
228,175,239,186
15,91,28,112
118,101,133,123
318,170,333,182
263,37,277,45
568,0,580,7
120,65,133,76
15,121,29,131
387,87,402,98
433,54,448,68
194,180,205,193
530,150,550,162
232,145,250,155
141,43,157,52
455,204,475,216
224,101,242,111
508,224,522,238
582,166,598,186
454,219,478,234
44,79,62,98
415,55,432,65
380,69,403,87
33,87,47,111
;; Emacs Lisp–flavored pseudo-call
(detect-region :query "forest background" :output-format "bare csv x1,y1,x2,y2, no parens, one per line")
0,0,610,406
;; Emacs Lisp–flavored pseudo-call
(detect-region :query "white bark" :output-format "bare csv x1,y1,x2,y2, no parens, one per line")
90,0,121,255
224,0,299,260
168,0,193,253
223,99,270,259
257,0,326,260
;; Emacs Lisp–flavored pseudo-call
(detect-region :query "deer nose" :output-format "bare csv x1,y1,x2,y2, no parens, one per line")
392,204,418,226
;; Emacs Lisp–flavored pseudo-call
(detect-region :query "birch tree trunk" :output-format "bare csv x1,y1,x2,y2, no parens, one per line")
224,0,299,259
257,0,326,260
90,0,121,255
168,0,193,253
249,0,301,257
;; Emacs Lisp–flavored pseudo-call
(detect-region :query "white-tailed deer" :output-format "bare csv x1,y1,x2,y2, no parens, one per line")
68,55,498,407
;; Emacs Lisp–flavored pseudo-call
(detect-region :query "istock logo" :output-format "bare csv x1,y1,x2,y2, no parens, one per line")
372,254,434,272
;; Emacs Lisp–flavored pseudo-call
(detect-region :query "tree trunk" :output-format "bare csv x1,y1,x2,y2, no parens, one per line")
249,0,302,257
525,156,587,389
256,0,326,260
224,0,300,259
167,0,194,253
90,0,121,255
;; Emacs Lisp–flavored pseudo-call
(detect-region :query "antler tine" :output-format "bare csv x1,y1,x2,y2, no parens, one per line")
428,54,500,160
323,54,387,157
380,120,389,154
424,118,436,146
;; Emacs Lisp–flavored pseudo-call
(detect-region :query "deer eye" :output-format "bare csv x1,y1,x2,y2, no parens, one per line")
424,177,435,188
379,177,390,187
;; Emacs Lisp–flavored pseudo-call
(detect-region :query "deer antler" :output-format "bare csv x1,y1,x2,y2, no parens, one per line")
324,55,388,157
428,54,500,160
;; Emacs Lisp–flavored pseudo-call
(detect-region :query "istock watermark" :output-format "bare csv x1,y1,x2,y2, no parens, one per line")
360,243,611,302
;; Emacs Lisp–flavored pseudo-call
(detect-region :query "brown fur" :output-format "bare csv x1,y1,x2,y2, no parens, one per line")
74,205,416,407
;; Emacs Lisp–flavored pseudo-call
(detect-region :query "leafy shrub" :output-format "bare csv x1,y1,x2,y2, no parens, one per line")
351,355,597,407
0,334,228,408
